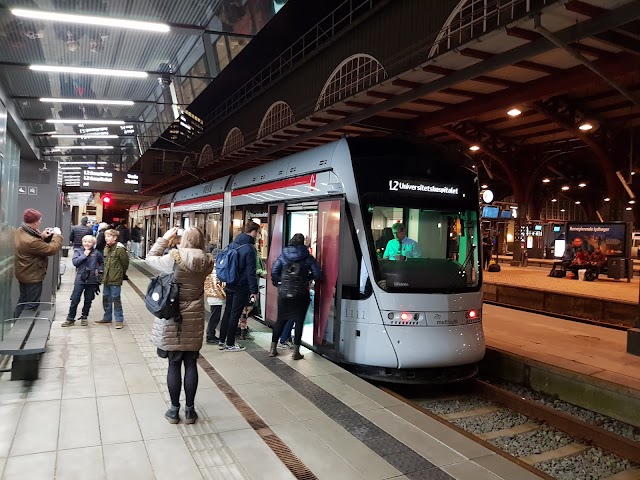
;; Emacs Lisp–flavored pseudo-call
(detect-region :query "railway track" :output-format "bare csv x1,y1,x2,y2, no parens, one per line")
383,380,640,480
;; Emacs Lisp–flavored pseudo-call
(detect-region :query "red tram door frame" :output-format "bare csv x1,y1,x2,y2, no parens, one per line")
265,199,342,356
265,204,284,326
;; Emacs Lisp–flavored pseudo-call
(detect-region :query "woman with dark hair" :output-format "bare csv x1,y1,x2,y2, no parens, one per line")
146,227,214,424
269,233,321,359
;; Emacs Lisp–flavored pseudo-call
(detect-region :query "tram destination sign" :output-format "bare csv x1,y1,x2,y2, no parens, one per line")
388,179,459,195
80,169,140,193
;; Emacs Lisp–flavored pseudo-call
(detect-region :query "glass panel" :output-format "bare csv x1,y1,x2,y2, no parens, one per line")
367,205,480,293
0,129,20,338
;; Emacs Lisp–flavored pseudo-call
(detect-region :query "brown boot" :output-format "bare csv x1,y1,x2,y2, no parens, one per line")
292,345,304,360
269,342,278,357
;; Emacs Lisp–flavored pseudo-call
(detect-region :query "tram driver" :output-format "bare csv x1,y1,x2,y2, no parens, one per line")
382,223,421,261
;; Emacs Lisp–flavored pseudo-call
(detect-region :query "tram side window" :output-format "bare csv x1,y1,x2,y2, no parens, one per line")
205,212,223,251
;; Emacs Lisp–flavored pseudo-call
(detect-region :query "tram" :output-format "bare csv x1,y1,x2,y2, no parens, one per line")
130,137,485,382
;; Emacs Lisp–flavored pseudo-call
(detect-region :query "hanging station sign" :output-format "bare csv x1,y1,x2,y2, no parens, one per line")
80,169,140,193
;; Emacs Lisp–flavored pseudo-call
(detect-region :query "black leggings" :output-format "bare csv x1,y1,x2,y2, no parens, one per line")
271,297,310,346
167,353,199,408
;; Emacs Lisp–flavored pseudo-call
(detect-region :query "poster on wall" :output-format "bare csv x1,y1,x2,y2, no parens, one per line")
566,223,627,257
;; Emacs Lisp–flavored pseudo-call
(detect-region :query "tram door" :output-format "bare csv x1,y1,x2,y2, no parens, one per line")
265,200,341,352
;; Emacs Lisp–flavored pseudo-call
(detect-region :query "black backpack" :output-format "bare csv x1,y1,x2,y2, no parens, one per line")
279,261,308,300
145,261,181,321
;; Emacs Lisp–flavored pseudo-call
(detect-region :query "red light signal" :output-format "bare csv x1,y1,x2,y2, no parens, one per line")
102,194,112,205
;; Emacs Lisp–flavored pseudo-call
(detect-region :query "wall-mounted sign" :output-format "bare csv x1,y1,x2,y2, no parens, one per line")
388,179,459,195
80,169,140,193
566,223,627,257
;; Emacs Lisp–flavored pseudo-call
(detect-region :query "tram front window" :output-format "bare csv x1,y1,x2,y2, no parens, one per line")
367,206,480,293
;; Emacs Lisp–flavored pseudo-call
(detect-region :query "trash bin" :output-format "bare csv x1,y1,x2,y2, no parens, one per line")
607,257,625,279
61,246,69,258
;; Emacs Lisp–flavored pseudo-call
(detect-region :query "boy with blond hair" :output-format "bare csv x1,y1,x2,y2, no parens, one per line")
95,229,129,329
62,235,103,327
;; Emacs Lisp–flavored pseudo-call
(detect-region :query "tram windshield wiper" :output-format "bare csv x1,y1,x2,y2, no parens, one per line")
446,245,476,294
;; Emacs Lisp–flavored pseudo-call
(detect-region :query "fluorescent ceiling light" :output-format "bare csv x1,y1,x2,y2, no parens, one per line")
30,65,147,78
50,134,119,139
12,9,170,33
40,98,134,106
55,146,115,150
59,161,97,165
61,167,81,170
46,119,125,125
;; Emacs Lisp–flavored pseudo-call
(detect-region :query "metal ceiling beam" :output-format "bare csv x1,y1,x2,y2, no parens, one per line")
534,15,640,105
530,100,621,198
414,52,637,131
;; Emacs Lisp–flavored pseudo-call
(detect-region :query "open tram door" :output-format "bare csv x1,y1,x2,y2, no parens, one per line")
266,199,342,358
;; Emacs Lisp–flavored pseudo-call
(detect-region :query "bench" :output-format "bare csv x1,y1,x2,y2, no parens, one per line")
0,302,55,381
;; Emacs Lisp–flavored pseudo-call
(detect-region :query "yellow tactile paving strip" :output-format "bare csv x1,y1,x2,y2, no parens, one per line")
484,265,639,304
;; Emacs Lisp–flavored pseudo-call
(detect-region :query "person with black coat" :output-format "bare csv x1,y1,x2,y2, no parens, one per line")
69,216,93,249
95,222,109,252
269,233,321,360
217,222,259,352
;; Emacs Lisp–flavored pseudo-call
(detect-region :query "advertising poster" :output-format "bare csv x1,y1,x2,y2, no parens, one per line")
566,223,627,257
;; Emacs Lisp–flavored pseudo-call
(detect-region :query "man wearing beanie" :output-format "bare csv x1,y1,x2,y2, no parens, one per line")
69,216,93,249
14,208,63,316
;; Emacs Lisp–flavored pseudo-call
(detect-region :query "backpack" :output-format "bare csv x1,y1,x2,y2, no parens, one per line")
145,262,181,321
279,261,308,299
215,242,250,284
487,263,501,272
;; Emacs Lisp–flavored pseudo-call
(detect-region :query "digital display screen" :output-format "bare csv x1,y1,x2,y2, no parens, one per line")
534,225,543,231
482,205,500,219
388,179,459,195
500,209,512,219
80,169,140,193
553,226,561,232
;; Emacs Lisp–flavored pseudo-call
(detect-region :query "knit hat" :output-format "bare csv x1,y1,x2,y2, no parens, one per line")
81,216,88,224
23,208,42,224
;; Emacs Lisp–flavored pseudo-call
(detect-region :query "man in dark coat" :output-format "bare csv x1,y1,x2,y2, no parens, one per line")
217,222,259,351
269,233,321,359
69,216,93,249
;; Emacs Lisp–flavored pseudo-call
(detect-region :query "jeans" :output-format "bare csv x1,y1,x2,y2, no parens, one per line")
131,242,141,259
102,285,124,322
67,283,97,320
206,305,222,341
219,286,250,347
15,281,43,317
279,319,294,343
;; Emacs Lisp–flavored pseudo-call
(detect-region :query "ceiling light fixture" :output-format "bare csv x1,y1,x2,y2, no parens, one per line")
560,209,566,212
542,178,550,183
30,65,147,78
630,200,636,204
469,145,480,151
12,9,170,33
46,119,125,125
578,122,593,131
575,201,581,205
481,184,488,189
507,108,522,117
50,134,120,139
551,198,557,202
578,183,586,187
626,207,633,211
40,98,134,106
561,186,570,191
604,197,610,202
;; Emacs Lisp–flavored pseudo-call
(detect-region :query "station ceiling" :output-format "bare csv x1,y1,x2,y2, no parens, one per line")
0,0,287,186
146,0,640,210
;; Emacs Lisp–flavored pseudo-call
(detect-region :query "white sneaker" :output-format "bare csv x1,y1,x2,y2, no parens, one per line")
277,341,291,350
225,344,246,352
218,342,226,350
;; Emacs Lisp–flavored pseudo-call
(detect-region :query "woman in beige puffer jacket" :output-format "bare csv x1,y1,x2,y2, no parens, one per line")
146,226,214,424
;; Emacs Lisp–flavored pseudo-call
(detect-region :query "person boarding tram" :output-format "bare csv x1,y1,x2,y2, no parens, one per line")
269,233,321,360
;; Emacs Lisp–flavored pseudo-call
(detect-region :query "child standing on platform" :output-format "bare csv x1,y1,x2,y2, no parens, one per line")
62,235,103,327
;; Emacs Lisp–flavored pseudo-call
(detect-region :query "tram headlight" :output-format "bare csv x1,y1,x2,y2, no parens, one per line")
400,312,411,322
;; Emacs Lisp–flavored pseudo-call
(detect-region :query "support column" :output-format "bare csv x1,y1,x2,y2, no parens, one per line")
510,203,528,267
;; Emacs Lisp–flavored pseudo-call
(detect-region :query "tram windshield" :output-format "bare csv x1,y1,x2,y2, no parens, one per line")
366,205,480,293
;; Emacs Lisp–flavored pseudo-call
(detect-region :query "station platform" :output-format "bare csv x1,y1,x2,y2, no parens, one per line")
484,263,638,327
0,257,540,480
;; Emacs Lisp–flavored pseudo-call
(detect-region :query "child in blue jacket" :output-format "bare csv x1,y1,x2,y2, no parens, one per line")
62,235,104,327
